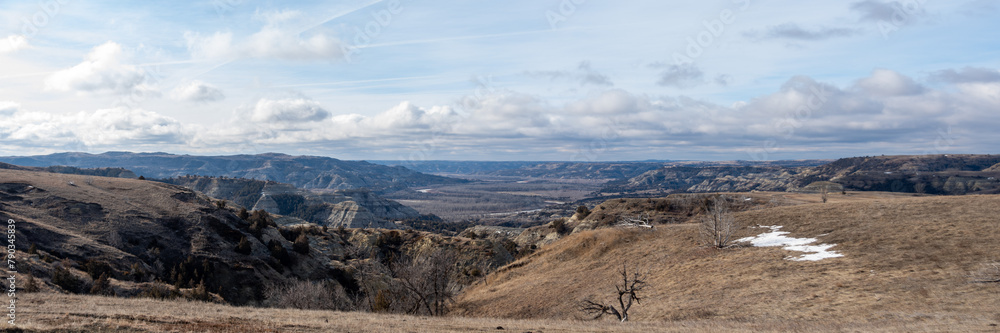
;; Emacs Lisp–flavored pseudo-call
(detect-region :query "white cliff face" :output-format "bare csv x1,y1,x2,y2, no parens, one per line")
252,193,280,215
168,177,419,229
252,189,412,229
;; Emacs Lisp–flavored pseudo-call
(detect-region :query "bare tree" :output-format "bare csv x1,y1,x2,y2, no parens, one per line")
617,213,653,229
701,196,737,248
580,263,647,322
392,249,459,316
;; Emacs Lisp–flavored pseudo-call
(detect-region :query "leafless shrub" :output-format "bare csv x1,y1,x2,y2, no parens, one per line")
700,195,737,248
354,260,408,313
264,279,352,310
580,262,647,322
344,241,371,260
970,261,1000,284
392,249,460,316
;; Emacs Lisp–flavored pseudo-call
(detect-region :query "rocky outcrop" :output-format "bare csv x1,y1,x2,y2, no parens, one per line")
166,176,420,229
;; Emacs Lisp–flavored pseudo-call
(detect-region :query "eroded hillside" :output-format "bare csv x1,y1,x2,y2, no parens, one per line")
0,168,513,309
603,154,1000,195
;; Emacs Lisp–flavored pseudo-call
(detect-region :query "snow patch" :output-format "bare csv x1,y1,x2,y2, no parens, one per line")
736,225,843,261
416,189,432,193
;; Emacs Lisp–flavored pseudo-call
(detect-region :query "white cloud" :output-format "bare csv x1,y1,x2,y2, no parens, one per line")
9,67,999,159
44,41,157,96
0,101,21,117
184,10,345,61
171,80,225,102
854,68,925,97
0,105,188,148
525,61,614,86
251,97,331,123
928,67,1000,84
0,35,28,54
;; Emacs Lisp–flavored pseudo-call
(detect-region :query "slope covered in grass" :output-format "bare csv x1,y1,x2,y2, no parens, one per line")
453,194,1000,323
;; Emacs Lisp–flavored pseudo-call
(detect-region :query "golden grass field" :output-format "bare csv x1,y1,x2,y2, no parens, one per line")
7,191,1000,332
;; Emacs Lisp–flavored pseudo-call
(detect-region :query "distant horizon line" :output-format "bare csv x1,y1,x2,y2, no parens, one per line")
2,150,995,164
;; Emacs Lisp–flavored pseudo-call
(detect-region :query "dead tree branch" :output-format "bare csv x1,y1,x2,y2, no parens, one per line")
579,262,647,322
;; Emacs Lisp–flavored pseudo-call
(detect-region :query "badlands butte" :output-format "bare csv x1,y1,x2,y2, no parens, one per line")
0,153,997,332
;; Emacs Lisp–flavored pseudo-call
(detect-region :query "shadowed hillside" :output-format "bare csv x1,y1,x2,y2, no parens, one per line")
0,167,514,309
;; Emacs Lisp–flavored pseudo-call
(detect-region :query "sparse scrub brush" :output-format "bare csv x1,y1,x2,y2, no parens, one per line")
52,265,84,293
293,233,310,254
550,218,569,234
89,273,113,296
235,236,252,255
24,274,39,293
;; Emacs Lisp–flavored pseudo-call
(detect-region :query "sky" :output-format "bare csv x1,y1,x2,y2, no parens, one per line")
0,0,998,161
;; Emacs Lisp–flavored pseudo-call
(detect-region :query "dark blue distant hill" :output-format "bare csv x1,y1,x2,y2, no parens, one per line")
0,152,465,193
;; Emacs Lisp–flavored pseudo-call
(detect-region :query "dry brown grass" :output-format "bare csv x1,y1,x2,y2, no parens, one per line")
8,175,1000,332
11,292,998,332
453,193,1000,329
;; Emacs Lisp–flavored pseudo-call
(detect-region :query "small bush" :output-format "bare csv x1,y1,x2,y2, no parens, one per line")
235,236,252,255
89,273,113,296
268,240,292,266
190,281,212,301
83,260,114,280
52,265,84,293
550,218,569,234
293,233,310,254
23,275,39,293
575,205,591,219
138,284,178,300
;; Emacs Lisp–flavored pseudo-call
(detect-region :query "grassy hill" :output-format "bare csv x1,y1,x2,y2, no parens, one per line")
11,192,999,332
6,162,1000,332
452,193,1000,324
